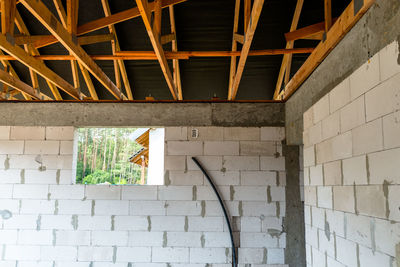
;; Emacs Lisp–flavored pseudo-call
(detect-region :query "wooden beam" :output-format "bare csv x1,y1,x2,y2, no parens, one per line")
32,0,187,49
0,68,41,99
161,33,175,45
278,0,375,100
1,0,16,35
15,34,114,46
135,0,177,100
244,0,251,34
101,0,133,100
285,21,325,42
229,0,264,100
153,0,162,36
228,0,241,100
272,0,303,100
20,0,125,100
0,48,314,61
53,0,67,27
169,5,182,100
324,0,332,32
15,10,59,100
233,33,244,44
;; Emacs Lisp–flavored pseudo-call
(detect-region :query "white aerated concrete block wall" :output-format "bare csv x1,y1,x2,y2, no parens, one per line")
303,41,400,267
0,125,287,267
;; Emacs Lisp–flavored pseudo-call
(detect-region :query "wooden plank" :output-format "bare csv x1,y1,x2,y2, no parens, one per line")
229,0,264,100
272,0,303,100
153,0,162,36
1,0,16,35
279,0,376,100
32,0,187,49
78,62,98,100
324,0,332,32
244,0,250,33
227,0,240,100
161,33,175,45
15,33,114,46
169,5,182,100
136,0,177,100
101,0,133,100
53,0,67,27
20,0,125,100
0,68,41,99
233,33,244,44
284,21,326,42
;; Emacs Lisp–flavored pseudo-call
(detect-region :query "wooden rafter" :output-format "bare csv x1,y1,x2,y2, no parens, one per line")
101,0,133,100
32,0,187,49
272,0,303,100
0,68,41,99
228,0,240,100
53,0,97,100
278,0,375,100
1,0,16,35
135,0,178,100
324,0,332,32
169,5,182,100
15,34,114,46
228,0,264,100
15,11,60,100
284,20,336,42
20,0,125,100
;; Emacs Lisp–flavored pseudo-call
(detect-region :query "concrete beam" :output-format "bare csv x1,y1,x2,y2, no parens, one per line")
285,0,400,145
0,102,285,127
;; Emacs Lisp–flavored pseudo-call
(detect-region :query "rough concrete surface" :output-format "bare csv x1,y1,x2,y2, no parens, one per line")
286,0,400,145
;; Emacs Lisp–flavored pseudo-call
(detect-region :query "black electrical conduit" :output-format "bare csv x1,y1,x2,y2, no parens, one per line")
191,157,237,267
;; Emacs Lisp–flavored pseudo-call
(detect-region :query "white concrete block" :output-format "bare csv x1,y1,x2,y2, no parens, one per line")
0,230,17,244
317,186,332,209
304,205,311,226
158,186,193,200
323,160,342,186
311,206,325,230
311,247,325,267
95,200,129,215
78,246,113,262
196,185,229,201
166,201,201,216
129,231,164,247
224,156,259,171
346,213,371,247
188,216,224,231
365,72,400,122
241,232,277,248
77,215,111,230
2,214,37,229
10,127,45,140
241,201,276,217
238,248,264,264
0,169,21,184
20,199,55,214
343,155,368,185
42,155,73,170
0,140,24,154
322,111,340,140
340,96,366,133
113,215,148,231
167,141,203,156
313,94,330,124
24,169,57,184
374,218,400,256
308,121,322,145
333,186,355,213
165,156,186,171
49,185,84,200
267,248,284,264
45,127,74,140
325,209,345,237
240,141,276,156
309,164,323,185
165,127,188,141
167,232,202,247
359,245,392,267
241,171,276,186
40,215,74,230
117,247,152,262
57,199,91,215
350,53,380,100
223,127,260,141
356,185,386,218
336,236,357,267
59,141,73,155
233,186,267,201
208,171,239,185
352,118,383,156
383,112,400,150
204,141,239,156
4,245,40,260
13,184,48,199
305,224,318,247
329,78,351,113
379,40,400,81
40,246,77,261
152,247,189,263
303,107,314,131
55,230,90,245
260,127,285,141
368,147,400,184
91,230,128,246
86,185,121,200
187,156,222,171
240,216,261,232
24,141,59,155
261,217,282,233
388,185,400,221
121,186,157,200
260,156,285,171
151,216,185,231
304,186,317,207
129,200,166,215
316,131,352,164
0,126,10,140
188,127,223,141
18,262,53,267
303,146,315,167
202,231,231,247
190,248,229,264
168,171,204,185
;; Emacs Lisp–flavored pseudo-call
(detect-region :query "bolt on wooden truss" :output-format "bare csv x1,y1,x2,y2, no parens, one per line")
228,0,265,100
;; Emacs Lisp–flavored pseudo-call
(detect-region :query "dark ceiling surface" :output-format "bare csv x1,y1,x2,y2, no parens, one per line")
12,0,351,100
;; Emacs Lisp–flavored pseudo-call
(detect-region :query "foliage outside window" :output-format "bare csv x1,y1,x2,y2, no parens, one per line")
75,128,145,184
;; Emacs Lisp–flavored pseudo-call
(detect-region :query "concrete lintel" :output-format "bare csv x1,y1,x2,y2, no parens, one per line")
0,102,285,127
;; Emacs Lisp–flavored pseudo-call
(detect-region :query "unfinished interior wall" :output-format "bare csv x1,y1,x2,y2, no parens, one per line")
0,126,287,267
303,41,400,267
